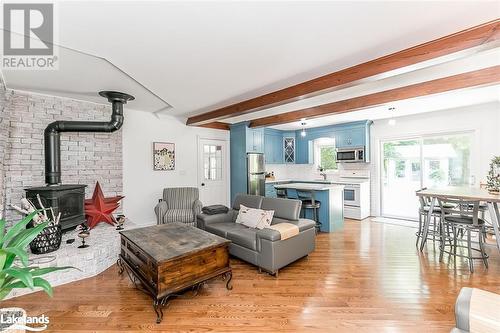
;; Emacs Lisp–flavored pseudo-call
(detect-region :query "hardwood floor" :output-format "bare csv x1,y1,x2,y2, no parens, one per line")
4,219,500,332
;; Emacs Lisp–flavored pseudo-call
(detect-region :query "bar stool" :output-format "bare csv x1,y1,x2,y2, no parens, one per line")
416,190,443,247
296,190,321,233
438,197,489,273
275,187,288,199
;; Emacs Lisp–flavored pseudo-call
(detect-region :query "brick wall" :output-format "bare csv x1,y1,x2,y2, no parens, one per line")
0,88,123,225
0,83,10,219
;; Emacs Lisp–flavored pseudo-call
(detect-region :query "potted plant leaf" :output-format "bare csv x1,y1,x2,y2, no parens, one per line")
0,211,74,300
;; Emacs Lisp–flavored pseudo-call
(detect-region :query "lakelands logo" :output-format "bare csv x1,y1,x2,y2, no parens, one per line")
0,308,49,331
2,2,58,70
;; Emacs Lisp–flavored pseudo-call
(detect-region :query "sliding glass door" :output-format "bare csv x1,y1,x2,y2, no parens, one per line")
381,132,473,220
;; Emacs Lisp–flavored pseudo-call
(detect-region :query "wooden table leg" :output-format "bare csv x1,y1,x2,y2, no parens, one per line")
420,196,436,252
117,258,124,274
487,202,500,253
225,270,233,290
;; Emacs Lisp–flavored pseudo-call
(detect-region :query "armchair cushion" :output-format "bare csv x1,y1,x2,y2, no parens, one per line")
163,187,200,209
155,187,202,226
164,209,195,226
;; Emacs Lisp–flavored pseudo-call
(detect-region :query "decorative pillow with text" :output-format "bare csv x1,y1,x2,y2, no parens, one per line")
235,204,274,229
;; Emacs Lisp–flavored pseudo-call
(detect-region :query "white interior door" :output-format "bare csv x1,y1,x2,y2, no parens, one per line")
197,138,228,206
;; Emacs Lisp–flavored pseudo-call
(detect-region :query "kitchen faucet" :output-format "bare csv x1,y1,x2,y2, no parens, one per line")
317,166,327,180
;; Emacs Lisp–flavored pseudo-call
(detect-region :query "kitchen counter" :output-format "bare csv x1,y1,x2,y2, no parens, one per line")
274,182,345,191
266,178,369,185
272,183,344,232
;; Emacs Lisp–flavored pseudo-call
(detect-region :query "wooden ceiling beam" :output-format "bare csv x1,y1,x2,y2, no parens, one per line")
248,66,500,128
186,19,500,126
196,121,230,130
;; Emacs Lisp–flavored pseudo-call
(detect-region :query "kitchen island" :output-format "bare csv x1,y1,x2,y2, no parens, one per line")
274,182,344,232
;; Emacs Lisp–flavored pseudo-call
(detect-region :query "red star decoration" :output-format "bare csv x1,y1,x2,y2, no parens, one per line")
84,181,124,229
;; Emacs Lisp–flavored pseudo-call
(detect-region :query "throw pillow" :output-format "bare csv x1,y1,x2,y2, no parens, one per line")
235,205,274,229
256,210,274,230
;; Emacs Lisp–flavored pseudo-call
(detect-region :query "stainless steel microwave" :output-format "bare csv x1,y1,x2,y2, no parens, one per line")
336,147,365,163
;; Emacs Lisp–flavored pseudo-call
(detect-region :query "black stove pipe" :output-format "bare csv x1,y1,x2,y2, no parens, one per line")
44,91,135,186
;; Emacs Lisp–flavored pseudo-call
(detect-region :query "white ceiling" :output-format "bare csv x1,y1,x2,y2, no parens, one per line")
1,1,499,118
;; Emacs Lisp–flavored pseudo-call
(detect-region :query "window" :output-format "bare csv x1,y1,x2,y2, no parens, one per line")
320,146,337,170
314,137,337,171
203,144,222,180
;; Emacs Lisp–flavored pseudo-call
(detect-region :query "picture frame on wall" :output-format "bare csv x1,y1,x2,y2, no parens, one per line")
153,142,175,171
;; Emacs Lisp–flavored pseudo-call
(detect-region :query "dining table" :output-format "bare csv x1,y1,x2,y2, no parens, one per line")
416,186,500,252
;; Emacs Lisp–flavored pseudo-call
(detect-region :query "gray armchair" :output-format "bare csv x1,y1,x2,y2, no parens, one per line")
154,187,202,227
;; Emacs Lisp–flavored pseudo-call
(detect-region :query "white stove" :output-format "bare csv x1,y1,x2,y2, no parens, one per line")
331,170,371,220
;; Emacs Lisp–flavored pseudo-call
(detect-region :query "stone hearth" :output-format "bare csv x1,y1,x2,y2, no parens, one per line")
6,220,142,299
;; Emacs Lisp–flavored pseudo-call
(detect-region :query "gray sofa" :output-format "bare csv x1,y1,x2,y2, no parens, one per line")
197,194,316,276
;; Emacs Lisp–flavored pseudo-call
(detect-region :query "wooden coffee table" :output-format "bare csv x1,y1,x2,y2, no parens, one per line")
117,223,232,323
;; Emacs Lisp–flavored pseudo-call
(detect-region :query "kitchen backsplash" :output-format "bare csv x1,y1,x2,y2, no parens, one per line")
266,162,370,180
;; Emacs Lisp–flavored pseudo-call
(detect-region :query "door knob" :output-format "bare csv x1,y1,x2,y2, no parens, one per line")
201,183,205,186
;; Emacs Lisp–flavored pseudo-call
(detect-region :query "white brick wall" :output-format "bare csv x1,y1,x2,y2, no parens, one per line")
0,87,123,226
0,84,11,219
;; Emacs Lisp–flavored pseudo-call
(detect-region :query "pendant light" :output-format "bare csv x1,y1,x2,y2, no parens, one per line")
300,120,307,137
388,107,396,126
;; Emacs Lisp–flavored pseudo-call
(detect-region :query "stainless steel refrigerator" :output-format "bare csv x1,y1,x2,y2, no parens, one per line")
247,153,265,196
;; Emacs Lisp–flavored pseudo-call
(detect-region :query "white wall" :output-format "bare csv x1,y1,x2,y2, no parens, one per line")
122,111,229,225
369,101,500,216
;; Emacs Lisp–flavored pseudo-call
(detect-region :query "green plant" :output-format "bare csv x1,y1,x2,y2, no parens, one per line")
0,211,74,300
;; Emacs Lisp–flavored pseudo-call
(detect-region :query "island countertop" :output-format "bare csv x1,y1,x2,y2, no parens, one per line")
273,182,345,191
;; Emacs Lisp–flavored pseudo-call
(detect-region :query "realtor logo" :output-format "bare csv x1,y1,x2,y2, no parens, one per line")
2,2,58,69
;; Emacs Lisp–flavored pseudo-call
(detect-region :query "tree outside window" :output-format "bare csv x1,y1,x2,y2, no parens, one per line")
320,146,337,170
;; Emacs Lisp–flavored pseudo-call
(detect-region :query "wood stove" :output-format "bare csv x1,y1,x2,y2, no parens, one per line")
25,91,134,231
25,185,86,230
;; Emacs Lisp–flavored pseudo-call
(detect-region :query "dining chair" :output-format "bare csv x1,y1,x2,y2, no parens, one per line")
296,190,321,233
437,197,489,273
415,188,445,248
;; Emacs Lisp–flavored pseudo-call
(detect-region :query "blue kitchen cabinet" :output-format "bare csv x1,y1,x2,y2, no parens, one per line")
336,126,365,148
295,135,313,164
264,129,284,164
230,123,249,203
265,183,277,197
246,127,264,153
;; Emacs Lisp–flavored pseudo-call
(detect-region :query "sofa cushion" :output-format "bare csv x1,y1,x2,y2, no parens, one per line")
261,197,301,221
227,227,258,250
205,222,243,238
163,208,194,224
232,194,263,210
